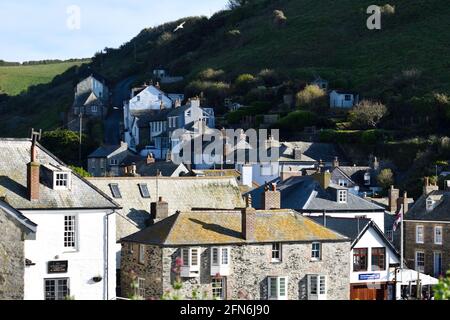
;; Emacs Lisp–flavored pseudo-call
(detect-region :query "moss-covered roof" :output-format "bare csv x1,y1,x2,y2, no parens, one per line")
121,209,349,246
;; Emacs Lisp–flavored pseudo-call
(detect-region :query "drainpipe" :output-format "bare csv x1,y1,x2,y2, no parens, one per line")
105,210,116,300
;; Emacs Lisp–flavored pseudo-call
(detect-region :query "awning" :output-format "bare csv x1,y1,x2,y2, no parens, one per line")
396,269,439,286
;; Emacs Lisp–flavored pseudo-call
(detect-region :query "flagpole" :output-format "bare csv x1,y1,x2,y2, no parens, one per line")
401,203,404,270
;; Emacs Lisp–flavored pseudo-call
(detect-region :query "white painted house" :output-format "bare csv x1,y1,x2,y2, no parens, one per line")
330,90,360,109
310,217,400,300
128,85,173,112
0,138,119,300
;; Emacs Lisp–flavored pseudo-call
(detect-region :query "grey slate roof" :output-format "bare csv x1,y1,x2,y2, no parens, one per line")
88,176,245,240
308,216,371,241
278,142,343,163
0,200,37,234
247,176,385,212
88,145,127,158
406,190,450,222
135,161,188,177
0,139,119,210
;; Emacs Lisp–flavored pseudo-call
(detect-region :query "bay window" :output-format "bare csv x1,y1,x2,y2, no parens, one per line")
308,275,327,300
180,248,200,278
211,247,231,276
268,277,288,300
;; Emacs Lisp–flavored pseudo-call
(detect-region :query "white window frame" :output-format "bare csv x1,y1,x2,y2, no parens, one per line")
64,215,77,250
426,198,435,212
54,172,70,190
138,245,145,264
415,251,425,273
210,247,231,276
268,276,288,300
212,277,226,300
110,159,119,166
91,105,98,113
338,190,348,203
416,225,424,244
137,278,146,298
338,179,348,187
44,278,70,300
364,172,371,186
311,242,322,261
271,243,282,263
434,226,443,245
307,275,327,300
180,248,200,278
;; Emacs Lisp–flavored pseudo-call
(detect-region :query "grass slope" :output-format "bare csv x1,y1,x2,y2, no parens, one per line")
0,61,86,95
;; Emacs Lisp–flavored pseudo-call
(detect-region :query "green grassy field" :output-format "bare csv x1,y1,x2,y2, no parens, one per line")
0,61,86,95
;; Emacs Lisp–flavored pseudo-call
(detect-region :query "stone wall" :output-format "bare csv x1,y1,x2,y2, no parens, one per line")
121,240,351,300
0,210,25,300
120,243,163,299
404,221,450,276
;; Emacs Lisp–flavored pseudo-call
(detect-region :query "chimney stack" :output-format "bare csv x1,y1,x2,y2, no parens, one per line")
388,186,400,213
423,177,439,195
242,195,256,241
294,148,302,161
147,153,155,165
333,157,340,168
397,191,409,214
313,170,331,189
27,130,41,201
151,197,169,221
261,183,281,210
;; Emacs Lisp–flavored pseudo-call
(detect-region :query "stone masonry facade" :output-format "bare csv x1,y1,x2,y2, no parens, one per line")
0,210,26,300
121,241,351,300
404,221,450,277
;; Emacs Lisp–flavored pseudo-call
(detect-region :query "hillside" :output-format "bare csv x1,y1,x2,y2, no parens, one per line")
1,0,450,137
0,60,88,96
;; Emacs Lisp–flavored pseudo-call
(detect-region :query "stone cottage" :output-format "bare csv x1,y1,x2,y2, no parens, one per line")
0,200,37,300
120,197,351,300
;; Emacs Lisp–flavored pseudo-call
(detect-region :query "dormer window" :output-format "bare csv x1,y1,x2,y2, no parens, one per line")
364,172,371,186
338,190,348,204
338,179,348,187
54,172,70,190
426,198,435,212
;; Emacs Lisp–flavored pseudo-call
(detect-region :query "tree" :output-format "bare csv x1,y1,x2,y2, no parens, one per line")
296,85,327,110
348,100,388,129
377,169,394,190
235,74,256,95
227,0,251,9
434,270,450,300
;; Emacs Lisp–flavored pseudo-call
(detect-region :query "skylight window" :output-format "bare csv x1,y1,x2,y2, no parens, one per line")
109,183,122,199
138,184,150,198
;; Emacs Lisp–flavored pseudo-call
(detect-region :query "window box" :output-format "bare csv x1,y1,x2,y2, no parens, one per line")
180,248,200,278
268,277,288,300
308,275,327,300
211,247,230,276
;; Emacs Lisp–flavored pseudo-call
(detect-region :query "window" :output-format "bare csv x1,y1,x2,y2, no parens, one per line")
138,184,150,198
426,198,435,212
109,183,122,198
338,179,348,187
364,172,371,186
110,159,118,166
45,278,69,300
415,251,425,273
353,248,368,272
180,248,200,277
434,226,443,245
371,248,386,271
55,172,69,189
210,247,231,276
268,277,288,300
308,275,327,300
64,215,77,249
416,225,424,244
212,278,226,300
434,252,443,278
272,243,282,262
137,278,146,298
91,105,98,113
139,245,145,264
137,96,141,102
311,242,321,261
338,190,348,203
345,94,352,101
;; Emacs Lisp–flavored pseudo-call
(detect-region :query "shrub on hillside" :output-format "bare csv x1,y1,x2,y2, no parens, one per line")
273,10,287,26
276,110,318,132
296,85,327,110
185,80,230,105
198,68,225,81
348,100,388,129
381,4,395,15
235,74,256,94
227,29,241,37
377,169,394,190
258,69,281,87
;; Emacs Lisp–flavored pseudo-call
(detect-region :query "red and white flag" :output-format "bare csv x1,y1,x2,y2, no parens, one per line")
393,204,403,232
